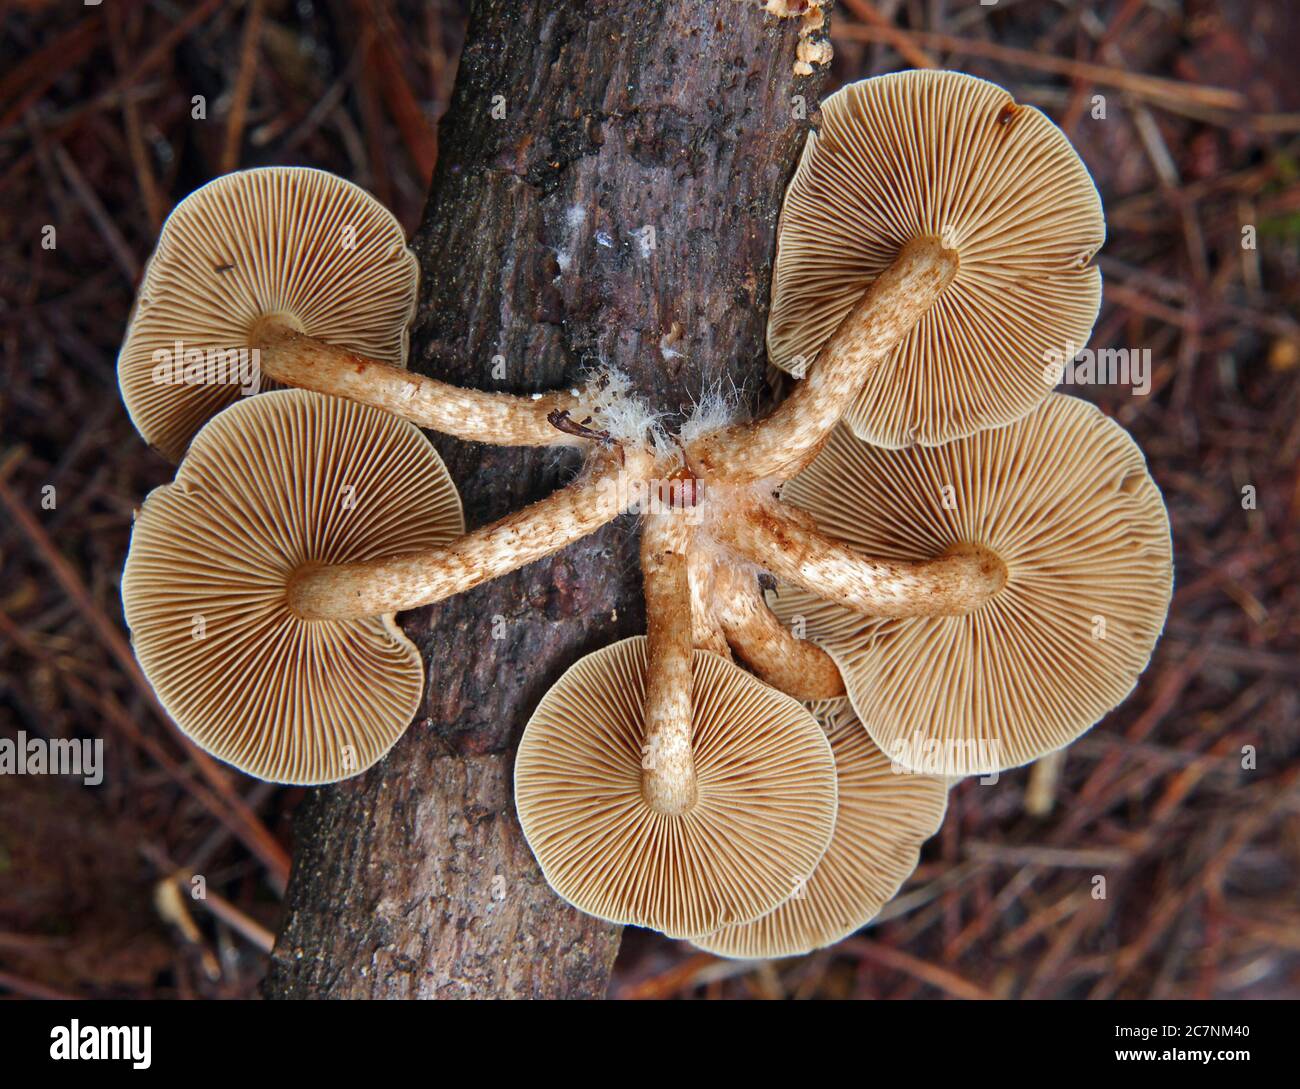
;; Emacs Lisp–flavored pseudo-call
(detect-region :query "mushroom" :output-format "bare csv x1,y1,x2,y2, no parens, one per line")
118,167,582,462
115,72,1172,953
513,636,838,938
762,69,1105,451
693,699,946,959
767,393,1173,776
122,388,652,784
122,389,464,783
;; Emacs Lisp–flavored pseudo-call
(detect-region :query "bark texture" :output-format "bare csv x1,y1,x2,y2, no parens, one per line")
267,0,830,999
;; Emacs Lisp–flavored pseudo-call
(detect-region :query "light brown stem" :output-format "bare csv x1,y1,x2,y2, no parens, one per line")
686,540,731,658
712,562,845,701
688,236,958,481
639,512,697,816
288,447,656,620
253,321,583,446
714,497,1008,619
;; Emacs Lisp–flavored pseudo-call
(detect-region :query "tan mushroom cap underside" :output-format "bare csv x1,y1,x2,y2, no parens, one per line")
770,393,1172,776
514,637,838,940
122,389,463,784
768,70,1104,448
694,700,946,960
119,166,419,461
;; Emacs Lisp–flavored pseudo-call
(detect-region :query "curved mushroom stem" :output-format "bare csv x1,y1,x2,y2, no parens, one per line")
712,562,845,702
686,540,732,658
252,319,583,447
288,446,656,620
713,496,1008,618
688,236,959,481
640,511,697,817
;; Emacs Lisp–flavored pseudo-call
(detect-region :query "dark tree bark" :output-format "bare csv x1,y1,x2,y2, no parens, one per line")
267,0,830,999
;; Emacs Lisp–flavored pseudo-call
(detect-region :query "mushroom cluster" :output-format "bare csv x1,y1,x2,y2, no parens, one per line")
118,71,1172,959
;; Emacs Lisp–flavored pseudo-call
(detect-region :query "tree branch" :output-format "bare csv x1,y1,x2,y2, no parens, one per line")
266,0,827,999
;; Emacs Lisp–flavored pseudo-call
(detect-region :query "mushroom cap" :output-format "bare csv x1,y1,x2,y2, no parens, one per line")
514,637,839,939
694,699,946,959
119,166,419,462
768,70,1104,448
122,389,463,784
769,393,1172,775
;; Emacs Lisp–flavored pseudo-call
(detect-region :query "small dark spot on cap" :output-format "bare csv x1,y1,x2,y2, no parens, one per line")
996,101,1021,127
